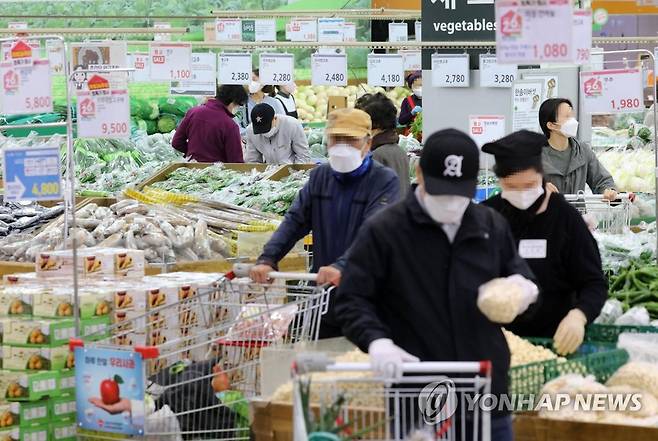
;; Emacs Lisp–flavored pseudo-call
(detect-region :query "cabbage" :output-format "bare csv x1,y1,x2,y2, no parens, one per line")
157,114,179,134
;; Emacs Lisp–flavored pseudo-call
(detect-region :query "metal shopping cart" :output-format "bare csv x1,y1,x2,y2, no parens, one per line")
564,192,632,234
291,355,492,441
73,268,332,441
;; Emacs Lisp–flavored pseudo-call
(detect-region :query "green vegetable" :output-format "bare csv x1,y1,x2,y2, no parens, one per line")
131,98,160,120
157,114,180,133
158,96,198,117
145,119,158,135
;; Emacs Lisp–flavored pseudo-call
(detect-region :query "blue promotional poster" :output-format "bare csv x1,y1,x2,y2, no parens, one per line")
75,347,145,435
2,146,62,202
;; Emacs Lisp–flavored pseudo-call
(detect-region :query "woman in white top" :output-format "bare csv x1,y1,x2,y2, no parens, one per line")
274,83,299,119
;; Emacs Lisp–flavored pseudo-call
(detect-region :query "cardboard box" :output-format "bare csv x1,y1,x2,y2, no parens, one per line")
0,427,19,441
0,320,74,347
0,290,36,317
2,346,69,371
32,289,112,320
49,394,75,420
79,316,111,342
0,403,19,428
56,371,74,396
50,417,76,441
19,422,48,441
112,284,147,311
2,274,39,286
17,400,48,427
35,248,145,279
0,371,59,402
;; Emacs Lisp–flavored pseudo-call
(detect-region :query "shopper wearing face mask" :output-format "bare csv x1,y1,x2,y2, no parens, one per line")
274,83,299,119
172,84,247,163
238,69,286,134
539,98,617,201
334,129,537,441
250,108,400,338
398,71,422,132
482,130,607,355
244,103,311,164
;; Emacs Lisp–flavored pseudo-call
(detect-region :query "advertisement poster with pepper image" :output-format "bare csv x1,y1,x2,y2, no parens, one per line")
74,347,145,435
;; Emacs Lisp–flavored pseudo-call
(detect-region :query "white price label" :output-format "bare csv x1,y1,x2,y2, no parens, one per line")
431,54,470,88
367,54,404,87
259,53,294,85
154,22,171,42
400,50,422,71
218,53,252,85
0,60,53,115
388,23,408,43
311,54,347,86
171,52,217,96
318,18,345,43
479,54,516,88
215,19,242,42
469,115,506,147
255,19,277,42
149,43,192,81
46,40,65,75
8,22,27,30
580,69,644,114
286,19,317,42
415,21,422,41
512,80,544,132
129,53,150,82
495,0,574,64
573,10,592,65
76,87,131,139
343,22,356,42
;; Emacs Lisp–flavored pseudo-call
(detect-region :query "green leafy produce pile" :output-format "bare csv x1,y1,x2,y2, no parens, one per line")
150,165,310,215
131,96,196,135
607,255,658,319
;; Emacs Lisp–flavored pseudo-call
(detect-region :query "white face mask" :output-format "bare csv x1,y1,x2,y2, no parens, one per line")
422,194,470,225
249,81,263,94
281,83,297,95
263,122,278,138
412,87,422,98
559,117,579,138
328,144,363,173
502,184,545,210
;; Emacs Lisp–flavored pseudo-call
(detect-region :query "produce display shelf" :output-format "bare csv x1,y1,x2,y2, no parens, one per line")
135,162,271,190
267,164,317,181
585,323,658,344
508,339,628,397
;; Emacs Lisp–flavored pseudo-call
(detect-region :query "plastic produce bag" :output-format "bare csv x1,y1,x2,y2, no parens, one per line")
477,275,538,324
615,306,651,326
594,299,625,324
618,333,658,364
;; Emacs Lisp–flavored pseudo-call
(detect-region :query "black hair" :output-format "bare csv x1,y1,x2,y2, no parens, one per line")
216,84,248,107
354,93,373,111
405,70,421,88
493,161,544,179
539,98,573,137
359,93,397,131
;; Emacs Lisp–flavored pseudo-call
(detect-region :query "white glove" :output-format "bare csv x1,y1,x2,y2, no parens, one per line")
477,275,539,324
368,338,419,380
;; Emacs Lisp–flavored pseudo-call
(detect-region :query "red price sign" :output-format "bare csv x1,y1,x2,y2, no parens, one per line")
76,89,130,139
495,0,574,64
0,59,52,115
148,43,192,81
580,69,644,114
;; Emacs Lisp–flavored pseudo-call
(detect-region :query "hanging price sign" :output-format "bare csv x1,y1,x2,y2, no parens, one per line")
129,53,150,82
46,40,65,74
76,77,130,139
286,19,317,42
0,60,53,115
218,53,252,85
255,19,276,42
259,53,294,85
400,50,421,71
154,22,171,42
573,10,592,65
171,53,217,96
148,43,192,81
479,54,516,88
367,54,404,87
431,54,470,88
311,54,347,86
215,19,242,42
580,69,644,114
415,21,421,41
495,0,574,64
388,23,408,43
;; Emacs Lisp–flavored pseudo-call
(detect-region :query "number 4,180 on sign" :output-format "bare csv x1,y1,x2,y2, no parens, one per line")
367,54,404,87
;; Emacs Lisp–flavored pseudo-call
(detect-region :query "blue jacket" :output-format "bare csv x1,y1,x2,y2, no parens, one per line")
257,161,400,272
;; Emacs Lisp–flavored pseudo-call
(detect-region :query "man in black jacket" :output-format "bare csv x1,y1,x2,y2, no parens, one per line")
334,129,538,441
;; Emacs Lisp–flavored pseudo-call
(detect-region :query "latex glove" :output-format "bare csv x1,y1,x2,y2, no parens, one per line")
411,106,422,115
368,338,419,380
603,188,618,202
554,308,587,355
249,264,274,284
317,266,341,286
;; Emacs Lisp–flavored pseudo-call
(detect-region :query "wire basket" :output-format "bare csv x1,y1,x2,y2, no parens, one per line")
564,193,631,234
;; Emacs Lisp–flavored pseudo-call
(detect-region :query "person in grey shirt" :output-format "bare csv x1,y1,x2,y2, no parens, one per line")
245,103,311,164
355,92,410,195
539,98,617,201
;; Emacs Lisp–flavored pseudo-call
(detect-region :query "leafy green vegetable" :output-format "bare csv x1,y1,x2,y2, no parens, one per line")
158,96,198,117
157,114,180,133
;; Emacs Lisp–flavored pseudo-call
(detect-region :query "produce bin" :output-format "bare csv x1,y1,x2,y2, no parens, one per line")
508,339,628,397
585,323,658,344
136,162,271,190
267,164,317,181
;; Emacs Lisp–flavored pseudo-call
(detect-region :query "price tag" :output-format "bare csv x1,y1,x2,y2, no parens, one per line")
255,19,276,42
431,54,470,88
573,10,592,65
400,50,422,71
479,55,516,88
259,53,294,85
580,69,644,114
154,22,171,42
388,23,408,43
318,18,345,43
8,22,27,31
76,85,131,139
0,60,53,115
3,146,61,202
343,22,356,42
415,21,422,41
129,53,150,82
512,79,544,132
218,53,252,85
286,19,317,42
216,19,242,42
171,52,217,96
495,0,574,64
148,43,192,81
311,54,347,86
367,54,404,87
46,40,65,75
469,115,506,169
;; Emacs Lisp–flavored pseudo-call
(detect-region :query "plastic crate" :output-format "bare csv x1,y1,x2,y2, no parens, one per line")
585,323,658,344
508,338,628,398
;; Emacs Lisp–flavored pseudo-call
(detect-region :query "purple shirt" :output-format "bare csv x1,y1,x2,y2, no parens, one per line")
171,100,244,163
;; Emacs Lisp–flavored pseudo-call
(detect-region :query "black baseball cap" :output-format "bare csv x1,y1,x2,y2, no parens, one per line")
420,129,479,197
481,130,545,172
251,103,275,135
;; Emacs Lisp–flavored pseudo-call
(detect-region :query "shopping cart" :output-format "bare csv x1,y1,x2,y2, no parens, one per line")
291,354,492,441
564,192,631,233
73,268,332,441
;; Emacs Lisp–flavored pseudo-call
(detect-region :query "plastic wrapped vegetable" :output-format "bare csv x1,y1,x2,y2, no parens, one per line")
477,276,538,324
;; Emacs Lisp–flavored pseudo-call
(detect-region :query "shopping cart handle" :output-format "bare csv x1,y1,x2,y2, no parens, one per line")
231,263,318,281
325,361,491,375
